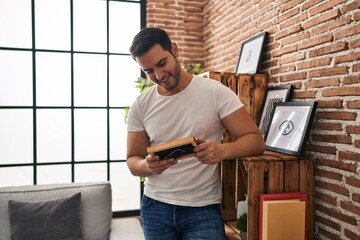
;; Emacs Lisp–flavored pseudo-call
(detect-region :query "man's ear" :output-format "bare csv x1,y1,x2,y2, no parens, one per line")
171,42,179,57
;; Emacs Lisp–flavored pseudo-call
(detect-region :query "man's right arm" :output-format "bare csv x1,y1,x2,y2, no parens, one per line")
126,131,153,177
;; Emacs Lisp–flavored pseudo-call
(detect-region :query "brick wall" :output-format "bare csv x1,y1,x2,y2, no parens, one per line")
147,0,360,239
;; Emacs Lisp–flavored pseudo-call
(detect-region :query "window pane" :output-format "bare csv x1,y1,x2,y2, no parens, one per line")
35,0,71,50
36,52,71,106
73,0,107,52
109,109,127,160
110,162,140,211
0,167,33,187
0,0,32,48
37,109,72,163
37,165,71,184
74,109,107,161
0,50,33,106
0,110,33,164
109,55,139,107
75,163,107,182
109,1,140,53
74,53,107,106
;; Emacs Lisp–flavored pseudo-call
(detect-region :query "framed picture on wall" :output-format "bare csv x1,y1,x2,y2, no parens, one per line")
264,101,317,156
235,32,268,74
258,85,294,138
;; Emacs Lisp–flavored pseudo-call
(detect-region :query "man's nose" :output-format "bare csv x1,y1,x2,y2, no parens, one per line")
155,68,164,81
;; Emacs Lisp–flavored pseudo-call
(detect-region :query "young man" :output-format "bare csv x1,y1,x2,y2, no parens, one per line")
127,27,265,240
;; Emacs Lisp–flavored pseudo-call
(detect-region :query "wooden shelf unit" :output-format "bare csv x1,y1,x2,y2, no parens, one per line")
201,71,314,240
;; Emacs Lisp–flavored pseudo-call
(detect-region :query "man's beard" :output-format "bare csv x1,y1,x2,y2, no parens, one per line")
159,60,181,91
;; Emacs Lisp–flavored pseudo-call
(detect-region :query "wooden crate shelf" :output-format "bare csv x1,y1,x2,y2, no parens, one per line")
240,151,314,240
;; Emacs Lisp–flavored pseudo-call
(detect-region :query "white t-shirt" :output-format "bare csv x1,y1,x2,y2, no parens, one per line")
127,75,243,207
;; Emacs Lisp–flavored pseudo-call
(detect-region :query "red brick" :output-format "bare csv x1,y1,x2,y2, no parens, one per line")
299,33,333,50
346,125,360,134
353,193,360,203
316,111,357,121
303,9,341,29
315,168,342,181
307,144,337,154
309,66,348,77
316,215,341,231
316,180,349,196
340,201,360,216
323,87,360,97
354,139,360,148
335,52,360,64
292,90,317,98
339,151,360,162
315,191,337,206
309,0,348,16
311,15,351,35
312,134,351,144
316,203,356,225
309,42,348,57
347,100,360,109
298,57,332,70
316,158,357,173
346,176,360,188
343,75,360,85
344,228,360,240
312,122,342,131
304,78,339,88
317,99,343,109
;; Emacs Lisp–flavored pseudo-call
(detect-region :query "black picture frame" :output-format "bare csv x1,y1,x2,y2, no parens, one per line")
264,101,317,156
257,85,294,138
235,32,268,74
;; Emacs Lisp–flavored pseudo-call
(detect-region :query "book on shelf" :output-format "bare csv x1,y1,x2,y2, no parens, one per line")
147,136,198,160
259,192,307,240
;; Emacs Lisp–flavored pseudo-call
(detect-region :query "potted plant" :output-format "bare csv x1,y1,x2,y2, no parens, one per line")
236,212,247,240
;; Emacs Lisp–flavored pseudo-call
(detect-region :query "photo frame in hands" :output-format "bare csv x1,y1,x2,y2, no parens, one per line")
264,101,317,157
258,85,294,138
235,32,268,74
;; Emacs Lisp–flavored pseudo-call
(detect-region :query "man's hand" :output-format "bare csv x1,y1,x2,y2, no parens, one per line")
145,154,178,174
193,138,224,165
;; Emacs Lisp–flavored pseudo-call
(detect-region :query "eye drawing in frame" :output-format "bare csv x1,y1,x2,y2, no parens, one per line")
257,85,294,138
264,101,317,157
235,31,268,74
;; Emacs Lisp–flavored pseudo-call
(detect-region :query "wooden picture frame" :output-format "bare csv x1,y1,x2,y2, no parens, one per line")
147,136,198,160
265,101,317,156
257,85,294,138
235,32,268,74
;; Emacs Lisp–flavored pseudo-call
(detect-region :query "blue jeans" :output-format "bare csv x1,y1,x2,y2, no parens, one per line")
141,195,226,240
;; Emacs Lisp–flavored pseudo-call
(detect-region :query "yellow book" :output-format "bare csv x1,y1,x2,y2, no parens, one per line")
262,199,306,240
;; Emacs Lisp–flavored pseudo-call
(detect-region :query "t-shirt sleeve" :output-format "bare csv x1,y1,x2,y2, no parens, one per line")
127,100,145,132
214,81,244,119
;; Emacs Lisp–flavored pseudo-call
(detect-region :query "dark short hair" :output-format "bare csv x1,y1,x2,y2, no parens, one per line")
129,27,172,59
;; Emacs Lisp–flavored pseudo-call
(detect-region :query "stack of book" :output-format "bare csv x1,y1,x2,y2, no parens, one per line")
259,192,307,240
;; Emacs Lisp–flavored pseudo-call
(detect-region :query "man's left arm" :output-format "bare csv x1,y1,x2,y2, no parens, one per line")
194,107,265,164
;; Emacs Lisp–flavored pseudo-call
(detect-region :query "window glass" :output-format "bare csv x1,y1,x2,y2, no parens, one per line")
74,53,107,107
0,0,32,48
110,162,141,211
109,109,127,160
37,165,72,184
75,163,107,182
109,1,141,53
0,167,33,187
109,55,139,107
73,0,107,52
0,110,33,164
74,109,107,161
36,52,71,106
0,50,33,106
35,0,71,50
37,109,72,163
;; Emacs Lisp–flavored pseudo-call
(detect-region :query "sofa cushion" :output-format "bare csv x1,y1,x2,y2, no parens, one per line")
0,182,112,240
8,192,82,240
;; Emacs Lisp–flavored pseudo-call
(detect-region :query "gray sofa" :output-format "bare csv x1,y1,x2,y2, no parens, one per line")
0,181,144,240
